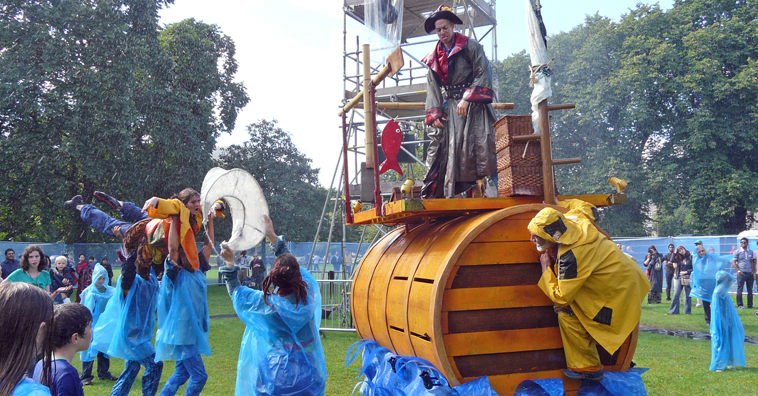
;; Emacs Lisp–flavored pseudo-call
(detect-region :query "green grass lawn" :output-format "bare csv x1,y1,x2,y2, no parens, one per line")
635,296,758,395
75,273,363,396
640,295,758,337
75,272,758,395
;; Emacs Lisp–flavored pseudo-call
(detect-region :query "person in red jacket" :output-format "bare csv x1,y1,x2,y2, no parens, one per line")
75,254,92,303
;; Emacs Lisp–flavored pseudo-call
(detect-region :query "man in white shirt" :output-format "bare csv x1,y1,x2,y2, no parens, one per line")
731,237,755,309
235,251,250,283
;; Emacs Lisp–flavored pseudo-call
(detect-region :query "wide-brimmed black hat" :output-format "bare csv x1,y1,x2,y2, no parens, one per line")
424,4,463,34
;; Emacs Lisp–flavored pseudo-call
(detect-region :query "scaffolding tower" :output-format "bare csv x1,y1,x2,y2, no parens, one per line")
304,0,498,284
342,0,498,201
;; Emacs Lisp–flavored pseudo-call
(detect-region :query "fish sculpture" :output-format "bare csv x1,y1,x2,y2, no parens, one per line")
378,119,404,176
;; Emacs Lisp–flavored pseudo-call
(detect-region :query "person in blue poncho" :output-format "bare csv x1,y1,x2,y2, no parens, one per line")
153,192,216,396
0,282,54,396
690,243,732,326
79,264,118,385
710,270,746,372
89,245,163,396
219,215,327,396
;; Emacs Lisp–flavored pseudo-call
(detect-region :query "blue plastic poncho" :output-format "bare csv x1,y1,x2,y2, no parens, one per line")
347,340,498,396
710,270,746,371
690,252,730,302
154,260,211,362
232,266,326,396
514,368,648,396
90,271,159,361
10,378,51,396
79,264,115,362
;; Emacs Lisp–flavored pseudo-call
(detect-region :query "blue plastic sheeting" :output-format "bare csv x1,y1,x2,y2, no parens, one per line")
79,264,115,362
514,369,648,396
154,265,211,362
346,340,498,396
232,267,326,396
10,378,51,396
690,253,732,302
90,271,159,361
710,271,746,371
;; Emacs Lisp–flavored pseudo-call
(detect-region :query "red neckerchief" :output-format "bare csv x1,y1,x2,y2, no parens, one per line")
422,33,469,85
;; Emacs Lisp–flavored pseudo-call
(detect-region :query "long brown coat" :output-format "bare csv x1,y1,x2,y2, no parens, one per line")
422,34,496,198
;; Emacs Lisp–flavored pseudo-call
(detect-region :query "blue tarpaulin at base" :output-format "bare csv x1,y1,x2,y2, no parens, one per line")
514,368,648,396
347,340,498,396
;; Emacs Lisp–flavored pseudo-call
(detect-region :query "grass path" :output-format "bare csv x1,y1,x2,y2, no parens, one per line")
74,274,758,395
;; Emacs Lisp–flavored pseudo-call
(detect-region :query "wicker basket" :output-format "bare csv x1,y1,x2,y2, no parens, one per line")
498,165,544,196
494,115,547,197
494,115,534,151
497,141,543,169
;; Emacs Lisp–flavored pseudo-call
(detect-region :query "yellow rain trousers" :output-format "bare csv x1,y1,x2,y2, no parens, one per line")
528,200,650,371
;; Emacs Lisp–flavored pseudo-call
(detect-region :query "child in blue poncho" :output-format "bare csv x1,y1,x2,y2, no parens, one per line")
0,282,54,396
710,270,746,372
690,244,731,325
219,215,327,396
79,263,117,385
89,249,163,396
153,190,217,396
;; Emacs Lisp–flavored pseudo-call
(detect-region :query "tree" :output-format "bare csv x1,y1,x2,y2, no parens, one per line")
493,0,758,236
0,1,248,242
217,120,334,242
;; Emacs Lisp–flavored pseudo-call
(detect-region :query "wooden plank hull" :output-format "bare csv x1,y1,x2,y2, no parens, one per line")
351,204,639,395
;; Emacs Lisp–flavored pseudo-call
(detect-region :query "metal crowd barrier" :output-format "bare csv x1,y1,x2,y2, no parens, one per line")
318,279,355,332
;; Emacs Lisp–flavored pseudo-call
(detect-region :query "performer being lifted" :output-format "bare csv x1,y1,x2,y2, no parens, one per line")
64,191,223,396
421,4,497,199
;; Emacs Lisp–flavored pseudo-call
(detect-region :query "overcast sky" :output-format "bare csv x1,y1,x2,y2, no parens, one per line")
159,0,674,187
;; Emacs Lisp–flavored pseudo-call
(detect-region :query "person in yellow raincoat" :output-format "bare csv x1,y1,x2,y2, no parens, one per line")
527,199,650,381
141,189,225,272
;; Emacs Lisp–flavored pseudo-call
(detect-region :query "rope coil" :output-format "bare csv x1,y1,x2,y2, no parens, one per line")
528,59,553,87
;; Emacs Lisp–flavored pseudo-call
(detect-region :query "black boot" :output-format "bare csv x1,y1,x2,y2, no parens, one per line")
64,195,84,210
94,191,121,210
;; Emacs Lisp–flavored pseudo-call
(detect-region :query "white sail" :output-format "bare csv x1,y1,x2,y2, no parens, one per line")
201,167,269,252
526,0,552,134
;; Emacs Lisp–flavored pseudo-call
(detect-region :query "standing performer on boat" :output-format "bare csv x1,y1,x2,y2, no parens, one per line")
421,4,497,199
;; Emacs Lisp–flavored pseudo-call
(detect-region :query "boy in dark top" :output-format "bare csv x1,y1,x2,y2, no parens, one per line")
33,303,93,396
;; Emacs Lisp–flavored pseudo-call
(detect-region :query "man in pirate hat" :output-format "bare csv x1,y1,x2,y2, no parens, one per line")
527,199,650,381
421,4,497,199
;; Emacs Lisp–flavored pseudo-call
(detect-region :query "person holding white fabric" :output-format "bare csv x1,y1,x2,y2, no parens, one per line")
218,215,326,396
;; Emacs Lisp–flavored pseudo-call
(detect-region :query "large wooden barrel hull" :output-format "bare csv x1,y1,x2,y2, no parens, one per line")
351,204,638,395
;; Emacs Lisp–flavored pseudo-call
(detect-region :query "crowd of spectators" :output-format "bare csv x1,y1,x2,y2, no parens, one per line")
0,248,115,306
630,238,757,319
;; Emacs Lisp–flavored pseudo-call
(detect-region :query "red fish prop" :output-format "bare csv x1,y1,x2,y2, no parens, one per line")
379,119,403,176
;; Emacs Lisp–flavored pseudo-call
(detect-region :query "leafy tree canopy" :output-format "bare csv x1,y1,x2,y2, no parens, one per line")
495,0,758,236
217,120,345,243
0,0,248,242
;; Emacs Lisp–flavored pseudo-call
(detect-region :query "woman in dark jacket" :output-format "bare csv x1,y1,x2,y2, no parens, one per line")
668,246,693,315
644,245,664,303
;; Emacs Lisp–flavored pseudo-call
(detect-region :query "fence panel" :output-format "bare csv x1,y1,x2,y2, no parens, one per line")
318,279,354,332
